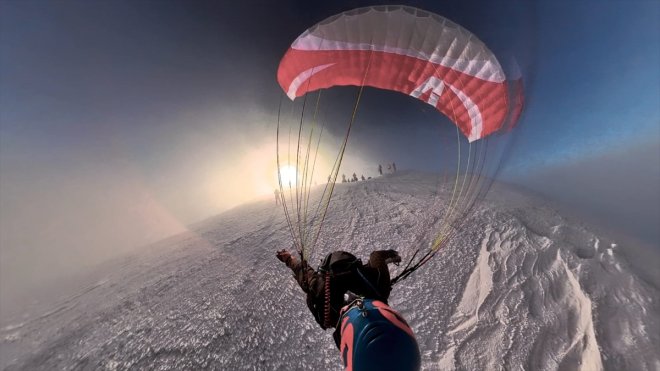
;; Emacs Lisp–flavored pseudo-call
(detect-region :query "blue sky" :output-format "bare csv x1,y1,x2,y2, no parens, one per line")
0,0,658,293
503,1,659,172
497,1,659,246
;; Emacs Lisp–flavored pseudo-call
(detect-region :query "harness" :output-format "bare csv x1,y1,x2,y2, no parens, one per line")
318,252,386,329
323,272,331,328
318,263,358,329
338,297,366,324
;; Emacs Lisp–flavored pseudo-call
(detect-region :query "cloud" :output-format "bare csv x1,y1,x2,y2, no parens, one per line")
511,140,660,247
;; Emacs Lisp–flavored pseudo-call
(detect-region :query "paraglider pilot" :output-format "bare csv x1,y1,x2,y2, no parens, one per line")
277,249,421,370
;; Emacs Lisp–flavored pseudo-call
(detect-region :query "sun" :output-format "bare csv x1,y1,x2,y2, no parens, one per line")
278,165,298,187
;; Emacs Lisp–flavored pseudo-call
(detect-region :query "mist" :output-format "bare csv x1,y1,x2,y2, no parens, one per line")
508,140,660,249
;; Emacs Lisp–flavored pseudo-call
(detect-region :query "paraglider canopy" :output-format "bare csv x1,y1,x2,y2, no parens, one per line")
277,5,510,142
274,5,524,272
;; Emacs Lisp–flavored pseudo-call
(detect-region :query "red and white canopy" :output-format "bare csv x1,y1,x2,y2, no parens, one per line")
277,6,510,142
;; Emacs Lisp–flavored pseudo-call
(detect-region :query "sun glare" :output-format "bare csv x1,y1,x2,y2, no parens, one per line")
279,165,298,187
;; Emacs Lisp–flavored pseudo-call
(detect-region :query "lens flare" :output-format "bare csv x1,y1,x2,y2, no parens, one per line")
279,165,298,187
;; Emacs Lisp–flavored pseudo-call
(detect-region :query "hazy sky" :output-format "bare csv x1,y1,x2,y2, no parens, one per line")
1,0,658,296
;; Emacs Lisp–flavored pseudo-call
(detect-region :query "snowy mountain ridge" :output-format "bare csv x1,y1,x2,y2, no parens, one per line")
1,171,658,370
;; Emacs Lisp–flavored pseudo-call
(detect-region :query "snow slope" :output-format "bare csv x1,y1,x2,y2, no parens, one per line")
1,171,658,370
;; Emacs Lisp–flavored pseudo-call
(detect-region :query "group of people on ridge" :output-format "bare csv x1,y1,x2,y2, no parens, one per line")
378,162,397,175
342,162,398,183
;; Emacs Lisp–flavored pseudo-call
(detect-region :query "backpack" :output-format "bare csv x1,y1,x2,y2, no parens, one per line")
312,251,362,329
319,251,385,299
318,251,361,277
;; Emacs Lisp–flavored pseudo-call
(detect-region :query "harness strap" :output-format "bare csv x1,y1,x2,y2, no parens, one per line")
355,267,385,300
323,272,332,328
337,297,364,330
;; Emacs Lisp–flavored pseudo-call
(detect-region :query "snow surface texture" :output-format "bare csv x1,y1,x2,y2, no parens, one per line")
1,171,658,370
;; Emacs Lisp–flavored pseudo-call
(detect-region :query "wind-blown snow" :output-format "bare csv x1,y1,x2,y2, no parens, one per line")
1,171,658,370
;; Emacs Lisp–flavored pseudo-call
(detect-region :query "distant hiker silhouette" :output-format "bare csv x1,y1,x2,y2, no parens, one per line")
392,162,397,172
378,164,383,175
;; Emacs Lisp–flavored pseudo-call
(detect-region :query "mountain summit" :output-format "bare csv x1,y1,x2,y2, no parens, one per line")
2,172,658,370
